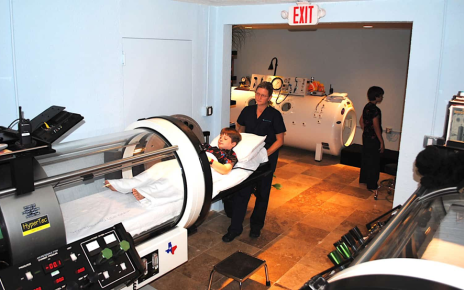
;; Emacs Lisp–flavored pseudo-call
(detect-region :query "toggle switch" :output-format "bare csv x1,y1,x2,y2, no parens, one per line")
25,271,33,281
95,248,113,265
70,253,77,262
102,271,110,279
120,263,127,271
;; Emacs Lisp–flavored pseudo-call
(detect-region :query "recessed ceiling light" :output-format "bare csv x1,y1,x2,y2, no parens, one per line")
245,27,253,29
363,25,373,29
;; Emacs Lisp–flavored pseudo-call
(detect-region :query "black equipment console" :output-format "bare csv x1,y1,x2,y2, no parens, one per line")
0,223,144,290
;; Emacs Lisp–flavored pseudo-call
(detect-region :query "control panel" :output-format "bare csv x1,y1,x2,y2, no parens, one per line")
0,223,144,290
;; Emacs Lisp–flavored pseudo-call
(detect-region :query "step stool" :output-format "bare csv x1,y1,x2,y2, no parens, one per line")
207,251,270,290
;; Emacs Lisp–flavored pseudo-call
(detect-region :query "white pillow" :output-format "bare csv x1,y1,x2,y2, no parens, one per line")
210,133,266,162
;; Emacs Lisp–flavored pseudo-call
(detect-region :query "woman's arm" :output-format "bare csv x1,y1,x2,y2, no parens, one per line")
236,124,246,133
266,133,285,156
359,114,364,130
372,116,385,153
208,157,234,175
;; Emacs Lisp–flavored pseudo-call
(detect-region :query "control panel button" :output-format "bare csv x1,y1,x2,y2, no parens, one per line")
70,253,77,262
103,271,110,279
120,263,126,271
25,271,33,281
86,240,101,256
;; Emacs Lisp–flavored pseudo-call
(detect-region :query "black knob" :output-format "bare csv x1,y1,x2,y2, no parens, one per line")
81,272,99,288
66,281,79,290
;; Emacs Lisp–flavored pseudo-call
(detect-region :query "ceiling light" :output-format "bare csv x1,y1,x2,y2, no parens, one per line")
245,26,253,29
363,25,373,29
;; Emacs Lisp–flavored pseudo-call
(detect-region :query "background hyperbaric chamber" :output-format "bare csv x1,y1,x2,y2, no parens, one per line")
231,88,357,156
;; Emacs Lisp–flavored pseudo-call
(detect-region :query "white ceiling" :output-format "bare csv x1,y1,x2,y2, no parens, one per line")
173,0,368,6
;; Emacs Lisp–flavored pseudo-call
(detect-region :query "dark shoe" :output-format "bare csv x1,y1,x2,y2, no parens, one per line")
222,231,241,243
249,228,261,238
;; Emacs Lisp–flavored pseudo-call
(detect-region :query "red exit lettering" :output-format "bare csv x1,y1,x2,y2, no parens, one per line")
291,5,315,25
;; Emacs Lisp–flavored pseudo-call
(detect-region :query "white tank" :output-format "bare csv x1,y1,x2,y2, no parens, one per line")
231,88,357,156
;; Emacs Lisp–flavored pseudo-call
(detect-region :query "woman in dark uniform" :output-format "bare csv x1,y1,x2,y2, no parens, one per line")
222,81,286,242
359,86,385,198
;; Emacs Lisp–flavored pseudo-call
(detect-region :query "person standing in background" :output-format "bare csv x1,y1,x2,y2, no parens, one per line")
359,86,385,199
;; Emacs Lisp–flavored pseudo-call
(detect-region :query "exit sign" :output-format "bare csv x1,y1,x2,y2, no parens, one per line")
288,4,323,26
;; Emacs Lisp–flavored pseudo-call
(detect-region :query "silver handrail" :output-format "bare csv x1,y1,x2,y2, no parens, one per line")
0,145,178,197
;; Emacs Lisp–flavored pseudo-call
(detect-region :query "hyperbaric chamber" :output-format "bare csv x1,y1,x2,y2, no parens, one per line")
231,88,356,155
0,116,212,268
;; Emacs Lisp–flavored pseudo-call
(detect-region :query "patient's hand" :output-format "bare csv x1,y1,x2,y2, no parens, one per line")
132,189,146,201
104,180,117,191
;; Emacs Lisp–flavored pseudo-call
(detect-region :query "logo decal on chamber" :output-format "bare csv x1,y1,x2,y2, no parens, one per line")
166,242,177,255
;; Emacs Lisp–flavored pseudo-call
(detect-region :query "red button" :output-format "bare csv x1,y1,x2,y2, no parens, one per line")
54,277,65,284
76,267,86,274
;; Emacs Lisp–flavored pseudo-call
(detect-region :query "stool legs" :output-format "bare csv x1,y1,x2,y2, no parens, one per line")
264,263,270,286
207,270,215,290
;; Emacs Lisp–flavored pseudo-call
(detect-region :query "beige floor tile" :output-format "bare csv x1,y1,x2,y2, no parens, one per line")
274,167,299,179
175,253,223,284
206,239,260,261
301,164,342,179
238,228,280,249
150,269,204,290
188,228,223,252
284,222,330,244
276,263,320,290
261,235,315,263
288,174,322,187
325,193,365,208
202,215,234,235
299,246,335,270
256,250,298,281
339,185,373,199
300,211,347,232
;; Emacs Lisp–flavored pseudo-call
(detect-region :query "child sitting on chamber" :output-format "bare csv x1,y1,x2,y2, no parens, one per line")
104,127,241,202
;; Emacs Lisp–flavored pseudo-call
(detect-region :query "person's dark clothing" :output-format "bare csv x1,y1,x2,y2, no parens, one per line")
226,105,286,234
203,144,237,167
237,105,286,149
360,135,381,190
362,103,382,139
360,102,382,190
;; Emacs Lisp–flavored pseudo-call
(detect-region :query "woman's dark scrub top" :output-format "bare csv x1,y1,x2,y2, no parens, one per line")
237,105,286,149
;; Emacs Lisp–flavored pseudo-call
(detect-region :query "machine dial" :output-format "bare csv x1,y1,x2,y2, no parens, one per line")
271,77,283,91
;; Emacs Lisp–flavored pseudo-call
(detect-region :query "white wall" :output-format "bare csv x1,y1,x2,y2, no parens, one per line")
0,0,214,141
233,28,411,151
434,0,464,137
0,0,17,125
210,0,452,207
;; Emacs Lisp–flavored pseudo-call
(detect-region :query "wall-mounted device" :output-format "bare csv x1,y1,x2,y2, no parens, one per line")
443,91,464,149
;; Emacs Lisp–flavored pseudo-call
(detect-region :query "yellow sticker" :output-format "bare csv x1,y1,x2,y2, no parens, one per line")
21,215,50,236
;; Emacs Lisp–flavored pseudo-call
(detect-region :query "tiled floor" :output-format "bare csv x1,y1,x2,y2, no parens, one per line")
151,146,394,290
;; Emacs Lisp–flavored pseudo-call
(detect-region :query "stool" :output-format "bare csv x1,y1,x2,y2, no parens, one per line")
207,251,270,290
379,163,397,198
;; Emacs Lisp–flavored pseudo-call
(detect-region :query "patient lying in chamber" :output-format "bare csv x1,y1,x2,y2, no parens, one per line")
105,128,242,204
105,159,184,206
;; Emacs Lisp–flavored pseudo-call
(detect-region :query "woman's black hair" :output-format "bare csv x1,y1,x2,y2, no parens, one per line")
415,146,464,189
256,81,273,98
367,86,384,101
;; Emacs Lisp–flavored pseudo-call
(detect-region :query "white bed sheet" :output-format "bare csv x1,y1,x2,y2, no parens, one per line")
61,147,268,243
61,190,183,243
